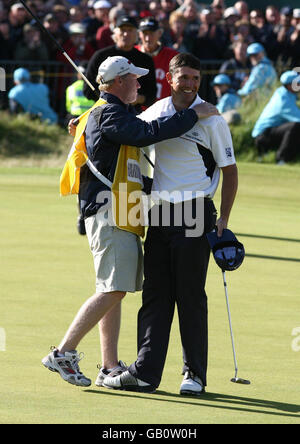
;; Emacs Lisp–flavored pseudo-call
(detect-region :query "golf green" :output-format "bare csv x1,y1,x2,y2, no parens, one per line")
0,163,299,424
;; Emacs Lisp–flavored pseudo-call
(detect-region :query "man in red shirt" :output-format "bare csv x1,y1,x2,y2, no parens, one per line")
136,17,178,101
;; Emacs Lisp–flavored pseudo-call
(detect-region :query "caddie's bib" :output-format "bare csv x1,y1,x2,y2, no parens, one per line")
60,99,145,237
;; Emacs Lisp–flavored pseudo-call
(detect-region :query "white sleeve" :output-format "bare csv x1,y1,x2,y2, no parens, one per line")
209,117,236,167
137,103,161,122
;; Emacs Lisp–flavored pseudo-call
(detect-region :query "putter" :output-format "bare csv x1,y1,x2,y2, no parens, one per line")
222,271,251,385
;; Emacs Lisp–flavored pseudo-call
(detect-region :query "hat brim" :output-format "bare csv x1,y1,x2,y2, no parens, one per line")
206,228,238,249
128,66,149,78
105,66,149,82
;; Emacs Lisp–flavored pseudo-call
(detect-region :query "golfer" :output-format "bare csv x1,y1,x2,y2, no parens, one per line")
42,56,219,387
103,53,238,395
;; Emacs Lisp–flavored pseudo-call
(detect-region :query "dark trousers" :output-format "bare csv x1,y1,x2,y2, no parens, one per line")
129,200,216,388
255,122,300,162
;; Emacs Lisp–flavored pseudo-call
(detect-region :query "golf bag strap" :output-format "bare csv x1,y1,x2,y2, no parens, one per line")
85,158,112,189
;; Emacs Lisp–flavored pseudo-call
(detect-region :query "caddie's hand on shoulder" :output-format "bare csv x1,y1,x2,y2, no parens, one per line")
193,102,220,119
68,118,77,137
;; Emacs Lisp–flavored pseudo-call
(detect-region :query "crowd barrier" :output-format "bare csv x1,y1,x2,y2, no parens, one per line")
0,59,243,121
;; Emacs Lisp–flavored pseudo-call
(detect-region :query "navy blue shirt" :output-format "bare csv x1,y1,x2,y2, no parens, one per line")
79,92,198,218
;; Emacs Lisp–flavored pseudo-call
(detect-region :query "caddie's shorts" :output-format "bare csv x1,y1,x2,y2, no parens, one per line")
85,208,143,294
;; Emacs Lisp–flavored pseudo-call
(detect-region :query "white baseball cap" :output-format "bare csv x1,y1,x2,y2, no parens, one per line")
93,0,111,9
293,8,300,18
97,56,149,83
224,7,239,19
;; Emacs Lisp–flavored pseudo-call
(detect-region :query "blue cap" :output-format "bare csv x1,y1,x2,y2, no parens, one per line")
280,6,293,16
212,74,231,86
247,42,265,56
13,68,30,82
280,70,300,85
206,228,245,271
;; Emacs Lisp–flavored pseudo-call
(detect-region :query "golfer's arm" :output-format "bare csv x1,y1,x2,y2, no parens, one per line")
219,163,238,227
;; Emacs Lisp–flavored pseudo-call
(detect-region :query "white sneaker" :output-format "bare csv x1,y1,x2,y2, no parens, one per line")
42,347,91,387
103,370,156,393
180,371,205,396
95,360,127,387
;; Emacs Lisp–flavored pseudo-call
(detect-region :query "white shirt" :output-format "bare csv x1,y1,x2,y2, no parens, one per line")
138,95,236,203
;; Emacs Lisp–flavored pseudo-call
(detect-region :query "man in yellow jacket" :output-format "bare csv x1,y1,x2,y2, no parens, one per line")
42,55,219,387
65,63,95,121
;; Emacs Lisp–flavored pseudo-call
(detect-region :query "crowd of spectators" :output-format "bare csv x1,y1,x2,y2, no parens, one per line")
1,0,300,134
2,0,300,65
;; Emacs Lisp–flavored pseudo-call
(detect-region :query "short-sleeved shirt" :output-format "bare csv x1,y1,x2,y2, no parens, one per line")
138,95,236,203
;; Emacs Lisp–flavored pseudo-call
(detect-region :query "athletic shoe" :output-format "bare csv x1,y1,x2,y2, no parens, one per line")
180,371,205,396
103,370,156,393
77,215,86,235
42,347,91,387
95,360,127,387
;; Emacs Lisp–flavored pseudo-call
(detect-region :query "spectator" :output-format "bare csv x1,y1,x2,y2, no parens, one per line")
136,17,178,100
211,0,225,23
252,70,300,164
233,19,254,45
273,6,294,64
180,0,200,43
161,0,178,19
148,1,163,21
249,8,277,61
192,6,228,60
219,39,251,91
57,23,95,66
95,6,124,50
8,2,29,44
0,20,14,59
65,62,95,122
168,10,189,52
211,73,242,124
83,15,157,111
52,5,69,30
116,0,138,17
249,8,266,36
223,6,240,43
234,1,249,21
86,0,112,49
237,42,277,97
8,67,57,124
0,1,7,22
265,5,280,30
13,22,49,62
43,13,69,59
66,6,86,31
289,9,300,67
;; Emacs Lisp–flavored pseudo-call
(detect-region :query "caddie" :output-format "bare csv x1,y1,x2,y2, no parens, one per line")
42,55,219,387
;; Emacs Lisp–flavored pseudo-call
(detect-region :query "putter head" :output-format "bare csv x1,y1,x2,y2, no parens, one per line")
231,377,251,385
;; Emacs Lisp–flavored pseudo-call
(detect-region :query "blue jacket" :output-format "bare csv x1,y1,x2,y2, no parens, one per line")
8,81,57,124
216,89,242,113
79,92,198,218
252,86,300,138
237,57,277,97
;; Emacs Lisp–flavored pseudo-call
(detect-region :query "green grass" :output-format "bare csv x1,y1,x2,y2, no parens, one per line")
0,111,70,160
0,163,300,424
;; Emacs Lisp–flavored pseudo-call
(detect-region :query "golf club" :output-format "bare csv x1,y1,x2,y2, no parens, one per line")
222,271,251,385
